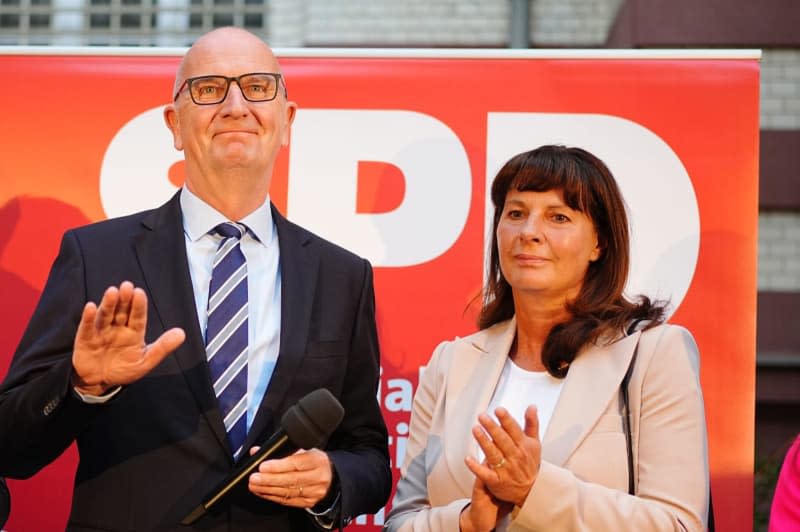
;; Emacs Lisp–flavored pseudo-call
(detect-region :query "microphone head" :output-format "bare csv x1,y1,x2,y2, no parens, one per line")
281,388,345,449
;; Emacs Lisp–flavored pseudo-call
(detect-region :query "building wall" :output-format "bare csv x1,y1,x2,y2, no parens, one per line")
529,0,622,46
761,49,800,130
264,0,624,48
760,212,800,291
303,0,508,46
760,49,800,292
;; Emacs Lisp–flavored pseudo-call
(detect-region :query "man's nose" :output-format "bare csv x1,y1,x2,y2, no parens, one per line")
220,81,249,114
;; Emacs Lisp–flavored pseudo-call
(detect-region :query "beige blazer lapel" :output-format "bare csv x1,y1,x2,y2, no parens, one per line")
542,330,640,467
443,319,517,495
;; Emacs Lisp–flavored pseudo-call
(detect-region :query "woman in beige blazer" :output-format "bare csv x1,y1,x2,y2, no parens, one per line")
385,145,709,532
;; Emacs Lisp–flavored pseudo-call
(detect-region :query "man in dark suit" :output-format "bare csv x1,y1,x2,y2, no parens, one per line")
0,27,391,530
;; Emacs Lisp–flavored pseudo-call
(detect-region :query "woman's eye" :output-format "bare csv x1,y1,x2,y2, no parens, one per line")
552,213,570,223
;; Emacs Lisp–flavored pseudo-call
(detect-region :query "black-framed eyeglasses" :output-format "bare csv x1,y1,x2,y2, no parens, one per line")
173,72,286,105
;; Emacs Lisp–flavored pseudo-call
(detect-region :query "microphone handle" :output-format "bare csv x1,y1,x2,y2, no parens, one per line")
181,431,290,525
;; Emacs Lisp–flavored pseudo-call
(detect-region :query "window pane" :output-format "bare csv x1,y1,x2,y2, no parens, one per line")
90,13,110,27
30,13,49,27
0,14,20,26
244,13,261,27
121,13,141,27
212,13,232,26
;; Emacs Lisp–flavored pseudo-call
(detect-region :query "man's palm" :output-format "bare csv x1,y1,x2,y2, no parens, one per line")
72,282,185,395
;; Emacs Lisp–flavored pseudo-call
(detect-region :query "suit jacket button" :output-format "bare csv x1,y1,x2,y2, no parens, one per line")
43,398,59,415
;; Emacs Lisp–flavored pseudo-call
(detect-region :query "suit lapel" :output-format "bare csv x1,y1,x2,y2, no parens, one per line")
134,191,231,457
542,330,640,467
244,205,318,450
444,319,517,496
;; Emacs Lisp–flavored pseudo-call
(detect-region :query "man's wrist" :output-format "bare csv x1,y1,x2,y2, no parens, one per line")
73,384,106,396
72,384,122,404
70,366,110,397
305,462,342,529
311,462,340,513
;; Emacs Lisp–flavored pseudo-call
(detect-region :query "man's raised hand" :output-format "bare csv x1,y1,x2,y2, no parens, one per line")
71,281,185,396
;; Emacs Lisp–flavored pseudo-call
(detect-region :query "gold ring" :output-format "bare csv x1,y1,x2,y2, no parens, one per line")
490,457,506,469
299,485,304,497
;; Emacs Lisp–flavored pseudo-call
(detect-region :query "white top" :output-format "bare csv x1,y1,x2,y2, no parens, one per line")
486,358,565,441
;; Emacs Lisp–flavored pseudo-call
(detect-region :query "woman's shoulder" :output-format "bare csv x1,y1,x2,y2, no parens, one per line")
427,319,514,368
636,322,701,375
639,322,697,348
435,318,513,348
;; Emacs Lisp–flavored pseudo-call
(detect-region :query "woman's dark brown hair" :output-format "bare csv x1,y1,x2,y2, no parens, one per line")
478,145,665,378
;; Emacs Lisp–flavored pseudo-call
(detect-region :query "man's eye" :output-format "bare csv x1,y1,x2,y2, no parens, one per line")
195,83,223,95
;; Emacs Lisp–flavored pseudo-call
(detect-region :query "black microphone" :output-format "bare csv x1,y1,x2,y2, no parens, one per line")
181,388,345,525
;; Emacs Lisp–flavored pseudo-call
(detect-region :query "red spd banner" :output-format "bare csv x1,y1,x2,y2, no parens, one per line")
0,49,758,530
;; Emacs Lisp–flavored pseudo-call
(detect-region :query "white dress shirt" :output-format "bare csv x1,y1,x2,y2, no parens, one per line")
180,186,281,430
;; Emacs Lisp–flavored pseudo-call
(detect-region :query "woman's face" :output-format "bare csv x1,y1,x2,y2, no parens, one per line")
497,188,600,303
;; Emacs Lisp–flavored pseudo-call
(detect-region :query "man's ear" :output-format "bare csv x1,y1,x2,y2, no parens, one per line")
163,104,183,151
281,100,298,147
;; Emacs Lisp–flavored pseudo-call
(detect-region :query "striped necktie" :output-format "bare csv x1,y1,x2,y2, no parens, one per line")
206,222,249,459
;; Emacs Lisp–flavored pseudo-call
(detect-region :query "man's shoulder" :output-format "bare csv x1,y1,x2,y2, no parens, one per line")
68,195,178,241
71,209,155,235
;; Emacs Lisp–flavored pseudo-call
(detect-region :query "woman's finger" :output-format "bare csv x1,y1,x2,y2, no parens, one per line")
478,412,518,458
472,423,503,466
495,407,528,444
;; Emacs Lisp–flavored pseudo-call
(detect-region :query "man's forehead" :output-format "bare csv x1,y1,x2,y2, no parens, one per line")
180,30,279,76
182,48,279,75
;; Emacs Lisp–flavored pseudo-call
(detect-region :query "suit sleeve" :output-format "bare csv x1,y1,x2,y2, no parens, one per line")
509,325,709,532
0,230,102,478
325,259,392,523
384,341,471,532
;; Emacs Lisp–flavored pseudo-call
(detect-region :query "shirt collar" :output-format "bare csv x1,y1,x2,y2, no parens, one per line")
179,186,274,247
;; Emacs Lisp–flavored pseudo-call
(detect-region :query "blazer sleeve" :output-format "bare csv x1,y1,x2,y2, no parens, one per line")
384,340,471,532
326,259,393,523
509,325,709,531
0,230,104,479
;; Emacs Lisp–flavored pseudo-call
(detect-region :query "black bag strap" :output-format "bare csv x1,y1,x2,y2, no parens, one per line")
620,330,639,496
620,323,715,531
708,493,715,531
